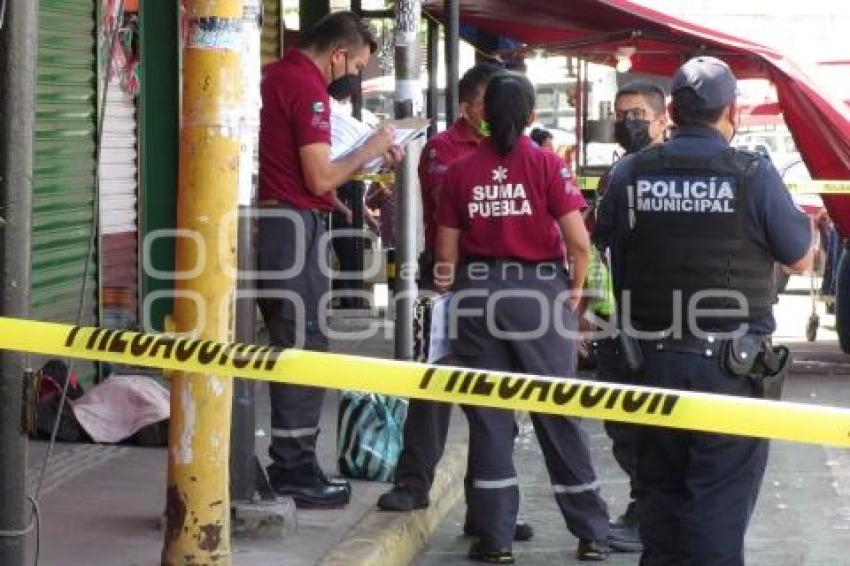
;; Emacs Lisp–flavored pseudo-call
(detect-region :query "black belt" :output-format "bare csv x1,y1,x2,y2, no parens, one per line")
639,333,726,358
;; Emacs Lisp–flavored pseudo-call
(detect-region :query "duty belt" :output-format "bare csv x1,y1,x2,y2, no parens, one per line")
631,332,788,400
639,333,725,358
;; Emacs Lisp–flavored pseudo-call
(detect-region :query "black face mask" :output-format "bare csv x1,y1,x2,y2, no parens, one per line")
615,118,653,154
327,74,360,103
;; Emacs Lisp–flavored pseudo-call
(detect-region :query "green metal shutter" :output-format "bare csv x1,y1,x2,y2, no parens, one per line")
33,0,98,381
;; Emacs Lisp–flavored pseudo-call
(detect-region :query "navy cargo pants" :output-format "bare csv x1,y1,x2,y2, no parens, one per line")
596,336,640,501
392,256,454,496
637,350,769,566
392,394,453,495
451,262,609,551
257,204,331,479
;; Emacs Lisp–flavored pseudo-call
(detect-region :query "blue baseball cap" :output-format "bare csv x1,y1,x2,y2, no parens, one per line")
670,56,737,109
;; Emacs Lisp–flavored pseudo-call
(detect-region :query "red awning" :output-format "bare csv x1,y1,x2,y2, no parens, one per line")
424,0,850,236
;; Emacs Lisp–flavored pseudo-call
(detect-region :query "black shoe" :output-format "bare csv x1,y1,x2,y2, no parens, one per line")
468,542,514,564
269,469,351,509
377,484,429,511
318,470,352,494
577,540,610,561
463,520,535,542
608,501,642,553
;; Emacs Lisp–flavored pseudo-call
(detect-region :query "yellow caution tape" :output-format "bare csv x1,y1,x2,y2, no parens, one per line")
353,172,396,184
785,180,850,195
2,316,849,447
575,177,850,195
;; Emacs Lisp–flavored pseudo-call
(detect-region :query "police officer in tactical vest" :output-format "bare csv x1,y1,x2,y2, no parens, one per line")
596,56,813,565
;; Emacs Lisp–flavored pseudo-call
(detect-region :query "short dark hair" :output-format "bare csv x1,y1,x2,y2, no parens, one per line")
669,88,727,127
299,11,377,54
485,71,536,155
459,62,502,103
616,81,667,117
530,128,552,146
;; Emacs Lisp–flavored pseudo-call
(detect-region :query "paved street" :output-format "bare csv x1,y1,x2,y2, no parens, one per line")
416,280,850,565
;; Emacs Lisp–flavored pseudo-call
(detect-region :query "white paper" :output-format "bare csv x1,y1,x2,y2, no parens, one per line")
330,104,373,162
331,113,429,173
428,293,452,363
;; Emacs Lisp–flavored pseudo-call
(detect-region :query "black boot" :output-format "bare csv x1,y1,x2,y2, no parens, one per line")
377,484,430,511
577,539,610,561
468,541,514,564
464,519,535,542
608,501,642,552
268,465,351,509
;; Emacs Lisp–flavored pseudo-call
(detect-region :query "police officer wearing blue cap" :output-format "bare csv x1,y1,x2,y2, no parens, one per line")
594,56,813,565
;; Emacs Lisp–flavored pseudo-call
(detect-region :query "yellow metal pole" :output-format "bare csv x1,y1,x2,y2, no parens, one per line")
162,1,243,564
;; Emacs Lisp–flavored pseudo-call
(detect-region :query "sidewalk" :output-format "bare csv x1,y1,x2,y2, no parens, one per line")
24,313,469,566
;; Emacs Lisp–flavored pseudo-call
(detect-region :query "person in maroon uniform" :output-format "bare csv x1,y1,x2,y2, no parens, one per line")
436,71,610,563
377,63,506,514
256,11,400,509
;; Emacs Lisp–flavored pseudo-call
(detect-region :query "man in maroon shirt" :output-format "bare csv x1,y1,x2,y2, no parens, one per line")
417,64,501,266
257,12,400,509
378,65,531,530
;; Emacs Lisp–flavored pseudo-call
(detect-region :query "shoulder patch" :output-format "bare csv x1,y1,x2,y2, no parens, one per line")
311,101,325,114
560,167,572,180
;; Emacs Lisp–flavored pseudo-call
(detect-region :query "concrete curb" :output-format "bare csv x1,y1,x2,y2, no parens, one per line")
319,443,467,566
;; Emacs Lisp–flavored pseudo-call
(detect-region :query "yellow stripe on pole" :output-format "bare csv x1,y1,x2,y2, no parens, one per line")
2,316,849,448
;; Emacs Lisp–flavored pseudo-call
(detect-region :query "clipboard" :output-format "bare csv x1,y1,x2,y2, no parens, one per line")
333,117,430,173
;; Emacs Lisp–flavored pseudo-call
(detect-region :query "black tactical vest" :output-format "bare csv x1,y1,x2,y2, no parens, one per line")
621,145,775,333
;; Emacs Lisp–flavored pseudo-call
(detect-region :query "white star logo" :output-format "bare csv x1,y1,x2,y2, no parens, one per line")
492,166,509,183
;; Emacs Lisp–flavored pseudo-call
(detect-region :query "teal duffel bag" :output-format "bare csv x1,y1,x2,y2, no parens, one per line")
337,297,430,480
337,392,408,482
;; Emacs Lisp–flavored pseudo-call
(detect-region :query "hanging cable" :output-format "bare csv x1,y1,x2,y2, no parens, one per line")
27,3,127,565
0,496,41,566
